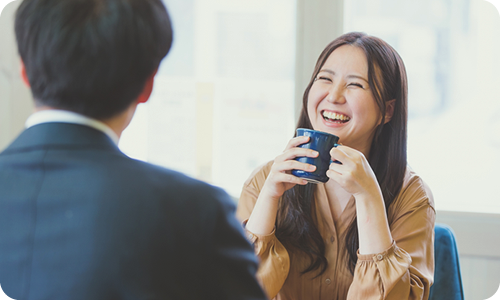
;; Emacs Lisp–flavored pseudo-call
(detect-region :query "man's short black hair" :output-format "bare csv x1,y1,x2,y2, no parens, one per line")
15,0,173,119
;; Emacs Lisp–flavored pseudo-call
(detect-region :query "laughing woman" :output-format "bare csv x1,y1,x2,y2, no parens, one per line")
237,32,435,300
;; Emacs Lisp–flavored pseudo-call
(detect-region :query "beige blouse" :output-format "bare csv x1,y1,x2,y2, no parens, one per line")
237,161,435,300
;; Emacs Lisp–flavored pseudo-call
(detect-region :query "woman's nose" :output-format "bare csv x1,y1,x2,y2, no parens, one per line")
326,85,346,104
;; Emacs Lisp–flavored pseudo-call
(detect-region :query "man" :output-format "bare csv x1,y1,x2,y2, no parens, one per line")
0,0,266,299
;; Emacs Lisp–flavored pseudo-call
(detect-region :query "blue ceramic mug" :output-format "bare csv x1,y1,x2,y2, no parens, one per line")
292,128,340,184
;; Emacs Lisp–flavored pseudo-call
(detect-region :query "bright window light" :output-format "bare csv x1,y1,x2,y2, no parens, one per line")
119,0,296,198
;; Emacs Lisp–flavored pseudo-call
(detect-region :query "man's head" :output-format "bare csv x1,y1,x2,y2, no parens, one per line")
15,0,173,120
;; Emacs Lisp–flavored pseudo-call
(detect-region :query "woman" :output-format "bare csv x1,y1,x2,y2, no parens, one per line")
237,32,435,300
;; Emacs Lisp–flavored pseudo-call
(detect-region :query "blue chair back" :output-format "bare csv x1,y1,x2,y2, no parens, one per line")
429,223,465,300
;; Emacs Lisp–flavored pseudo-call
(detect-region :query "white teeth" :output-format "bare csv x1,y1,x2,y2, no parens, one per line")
322,111,350,121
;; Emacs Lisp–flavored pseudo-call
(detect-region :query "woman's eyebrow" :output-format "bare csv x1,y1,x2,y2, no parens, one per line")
319,69,369,83
347,74,369,83
318,69,335,75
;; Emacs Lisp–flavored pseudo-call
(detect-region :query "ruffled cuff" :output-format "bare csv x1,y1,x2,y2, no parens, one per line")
241,219,277,256
351,241,412,299
241,219,290,299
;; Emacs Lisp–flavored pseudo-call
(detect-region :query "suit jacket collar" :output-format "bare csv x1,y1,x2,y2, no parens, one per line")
2,123,121,154
25,110,119,145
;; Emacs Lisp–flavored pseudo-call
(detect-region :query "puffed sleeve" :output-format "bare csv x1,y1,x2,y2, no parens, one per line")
347,172,436,300
236,162,290,299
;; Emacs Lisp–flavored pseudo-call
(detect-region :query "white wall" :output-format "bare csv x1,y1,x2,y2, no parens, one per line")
0,0,33,151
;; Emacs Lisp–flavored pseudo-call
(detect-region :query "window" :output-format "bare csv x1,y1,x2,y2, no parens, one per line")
345,0,500,213
119,0,296,197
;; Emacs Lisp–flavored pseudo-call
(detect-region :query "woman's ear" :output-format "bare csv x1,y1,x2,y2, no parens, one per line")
384,99,396,124
20,60,30,87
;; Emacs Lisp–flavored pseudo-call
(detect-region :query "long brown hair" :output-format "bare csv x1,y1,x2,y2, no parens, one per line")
275,32,408,275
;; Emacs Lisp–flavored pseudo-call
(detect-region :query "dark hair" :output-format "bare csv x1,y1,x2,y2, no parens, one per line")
15,0,173,119
275,32,408,275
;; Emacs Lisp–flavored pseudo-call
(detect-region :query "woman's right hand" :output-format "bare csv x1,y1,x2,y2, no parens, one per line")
245,136,317,235
259,136,319,201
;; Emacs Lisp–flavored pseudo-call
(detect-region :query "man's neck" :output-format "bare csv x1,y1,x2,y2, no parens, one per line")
34,104,138,139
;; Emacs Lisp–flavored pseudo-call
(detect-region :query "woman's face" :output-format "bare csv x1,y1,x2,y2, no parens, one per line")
307,45,385,156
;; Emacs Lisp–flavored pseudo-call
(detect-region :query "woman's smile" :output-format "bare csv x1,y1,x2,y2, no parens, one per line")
321,110,351,126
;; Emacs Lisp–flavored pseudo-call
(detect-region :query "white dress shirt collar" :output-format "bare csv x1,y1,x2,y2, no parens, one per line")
25,110,120,145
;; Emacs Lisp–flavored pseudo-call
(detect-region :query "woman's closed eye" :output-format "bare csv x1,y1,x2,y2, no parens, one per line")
348,82,364,88
317,76,332,82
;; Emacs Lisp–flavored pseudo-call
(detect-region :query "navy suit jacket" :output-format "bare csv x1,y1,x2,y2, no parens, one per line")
0,123,266,300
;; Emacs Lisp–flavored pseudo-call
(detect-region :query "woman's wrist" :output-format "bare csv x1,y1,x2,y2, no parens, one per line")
259,190,282,204
352,180,383,202
259,182,285,203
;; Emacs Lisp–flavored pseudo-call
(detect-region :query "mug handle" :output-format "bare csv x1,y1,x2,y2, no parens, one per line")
330,143,342,165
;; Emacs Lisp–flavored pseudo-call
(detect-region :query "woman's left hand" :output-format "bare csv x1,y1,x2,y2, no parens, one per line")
326,145,381,197
328,145,394,255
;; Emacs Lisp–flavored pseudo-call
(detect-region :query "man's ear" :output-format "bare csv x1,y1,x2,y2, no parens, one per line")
137,69,158,104
384,99,396,124
20,60,30,87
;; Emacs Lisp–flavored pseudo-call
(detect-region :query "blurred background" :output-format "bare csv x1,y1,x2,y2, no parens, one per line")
1,0,499,299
